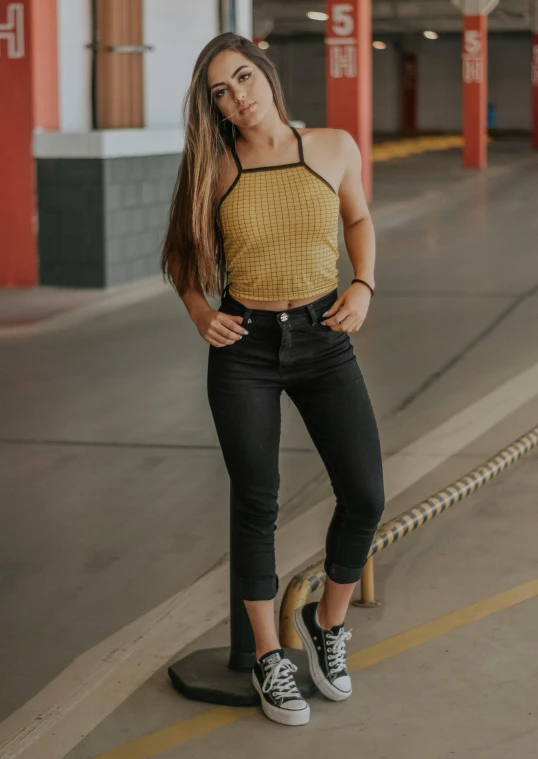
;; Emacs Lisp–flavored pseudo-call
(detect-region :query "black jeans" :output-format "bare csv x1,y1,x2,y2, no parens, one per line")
207,286,385,601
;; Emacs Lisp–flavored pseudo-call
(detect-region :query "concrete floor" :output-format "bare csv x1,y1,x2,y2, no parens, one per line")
0,140,537,759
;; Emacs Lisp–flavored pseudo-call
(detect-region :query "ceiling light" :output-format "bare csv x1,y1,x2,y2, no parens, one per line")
423,30,438,39
258,40,270,49
373,41,387,50
307,11,329,21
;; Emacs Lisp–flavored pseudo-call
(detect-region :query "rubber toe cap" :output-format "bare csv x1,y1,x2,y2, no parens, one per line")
282,699,309,711
333,675,352,694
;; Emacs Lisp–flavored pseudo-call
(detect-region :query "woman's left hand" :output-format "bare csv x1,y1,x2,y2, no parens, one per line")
321,284,372,333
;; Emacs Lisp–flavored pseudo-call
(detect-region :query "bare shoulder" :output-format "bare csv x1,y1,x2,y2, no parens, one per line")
298,127,359,162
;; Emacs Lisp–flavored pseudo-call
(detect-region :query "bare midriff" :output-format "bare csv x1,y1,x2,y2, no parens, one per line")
232,289,335,312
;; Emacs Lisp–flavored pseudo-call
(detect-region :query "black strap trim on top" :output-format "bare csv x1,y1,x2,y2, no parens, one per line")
222,124,338,198
293,125,338,197
230,124,303,173
229,137,243,173
289,125,305,164
217,138,242,210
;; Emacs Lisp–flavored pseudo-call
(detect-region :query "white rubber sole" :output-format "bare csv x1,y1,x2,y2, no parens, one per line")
293,607,352,702
252,671,310,726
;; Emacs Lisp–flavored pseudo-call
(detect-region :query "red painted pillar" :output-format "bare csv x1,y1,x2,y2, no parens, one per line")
325,0,372,202
0,0,58,288
532,32,538,150
402,53,418,136
462,15,488,168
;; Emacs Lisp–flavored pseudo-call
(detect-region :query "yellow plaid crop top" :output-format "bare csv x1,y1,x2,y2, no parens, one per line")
217,125,340,301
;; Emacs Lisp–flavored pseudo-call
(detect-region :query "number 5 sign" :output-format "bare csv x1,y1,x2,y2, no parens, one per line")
331,3,354,36
464,28,481,55
462,28,482,83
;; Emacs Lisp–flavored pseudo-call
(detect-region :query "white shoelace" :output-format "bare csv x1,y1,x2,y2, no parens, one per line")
326,628,353,675
261,658,302,702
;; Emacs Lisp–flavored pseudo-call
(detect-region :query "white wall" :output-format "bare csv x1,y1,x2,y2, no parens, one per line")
56,0,233,134
57,0,92,132
143,0,219,130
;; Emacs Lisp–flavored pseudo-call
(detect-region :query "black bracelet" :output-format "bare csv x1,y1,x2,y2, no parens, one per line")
351,278,375,297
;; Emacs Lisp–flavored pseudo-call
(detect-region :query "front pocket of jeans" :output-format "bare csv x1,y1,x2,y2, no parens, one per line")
310,319,334,332
308,320,352,347
220,330,248,348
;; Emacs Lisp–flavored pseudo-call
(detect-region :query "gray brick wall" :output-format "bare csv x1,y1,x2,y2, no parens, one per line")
37,159,105,287
36,153,181,288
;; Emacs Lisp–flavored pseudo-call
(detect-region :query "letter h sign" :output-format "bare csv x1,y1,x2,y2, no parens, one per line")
0,3,24,59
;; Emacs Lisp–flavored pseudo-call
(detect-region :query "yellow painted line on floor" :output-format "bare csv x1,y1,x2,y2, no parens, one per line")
90,706,257,759
90,576,538,759
371,133,493,162
347,576,538,670
372,134,463,161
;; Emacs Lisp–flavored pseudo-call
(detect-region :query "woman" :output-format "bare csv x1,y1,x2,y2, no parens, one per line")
161,32,385,727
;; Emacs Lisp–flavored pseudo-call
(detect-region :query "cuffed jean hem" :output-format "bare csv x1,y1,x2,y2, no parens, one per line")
240,574,280,601
324,559,366,584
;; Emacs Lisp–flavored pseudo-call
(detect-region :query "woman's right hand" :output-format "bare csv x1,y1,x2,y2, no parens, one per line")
195,308,249,347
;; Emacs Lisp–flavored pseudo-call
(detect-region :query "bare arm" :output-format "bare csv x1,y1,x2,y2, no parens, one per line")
337,130,376,291
180,281,249,348
321,130,375,333
180,282,212,324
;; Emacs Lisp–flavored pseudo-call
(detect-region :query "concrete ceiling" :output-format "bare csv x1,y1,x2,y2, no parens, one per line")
253,0,533,37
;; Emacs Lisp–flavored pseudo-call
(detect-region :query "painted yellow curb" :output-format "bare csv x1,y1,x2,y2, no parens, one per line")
90,576,538,759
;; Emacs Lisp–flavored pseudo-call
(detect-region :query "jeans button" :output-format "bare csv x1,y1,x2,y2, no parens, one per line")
279,312,289,322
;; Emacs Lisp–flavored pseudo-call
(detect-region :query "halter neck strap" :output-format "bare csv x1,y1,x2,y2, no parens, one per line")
289,124,305,164
230,124,304,172
229,138,243,172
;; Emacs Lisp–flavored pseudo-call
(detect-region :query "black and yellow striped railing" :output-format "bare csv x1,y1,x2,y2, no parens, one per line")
279,425,538,649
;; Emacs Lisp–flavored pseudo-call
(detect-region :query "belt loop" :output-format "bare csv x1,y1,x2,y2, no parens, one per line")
306,302,317,326
221,282,230,300
243,307,252,325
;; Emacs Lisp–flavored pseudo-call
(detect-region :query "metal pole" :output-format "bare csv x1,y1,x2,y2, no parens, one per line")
355,556,380,607
219,0,236,33
168,478,315,704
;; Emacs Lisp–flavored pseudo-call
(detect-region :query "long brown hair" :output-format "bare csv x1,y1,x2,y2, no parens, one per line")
160,32,291,299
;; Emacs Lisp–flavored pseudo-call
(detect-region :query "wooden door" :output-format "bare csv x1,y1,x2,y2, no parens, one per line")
96,0,144,128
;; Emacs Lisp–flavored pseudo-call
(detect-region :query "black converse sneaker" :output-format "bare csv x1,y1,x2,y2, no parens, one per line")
293,601,353,701
252,648,310,726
